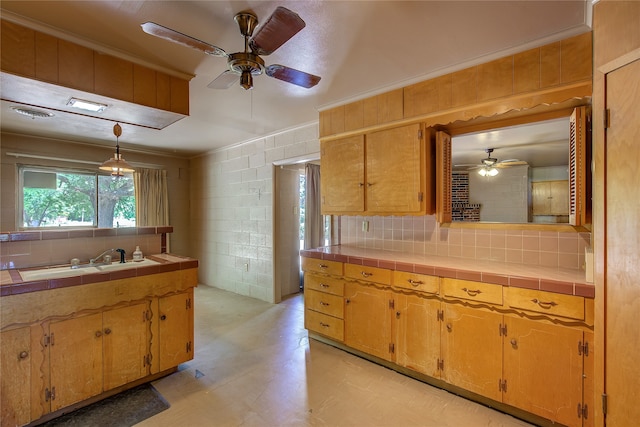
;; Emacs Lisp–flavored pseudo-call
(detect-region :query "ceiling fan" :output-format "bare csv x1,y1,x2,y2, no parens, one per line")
141,6,321,90
455,148,528,176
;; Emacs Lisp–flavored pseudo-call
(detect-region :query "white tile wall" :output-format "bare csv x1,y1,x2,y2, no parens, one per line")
190,124,320,303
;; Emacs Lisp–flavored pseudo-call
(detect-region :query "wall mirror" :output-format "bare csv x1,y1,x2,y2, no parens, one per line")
451,116,572,224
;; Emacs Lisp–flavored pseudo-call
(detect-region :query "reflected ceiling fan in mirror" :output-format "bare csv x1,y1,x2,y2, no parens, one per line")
456,148,528,176
141,6,321,90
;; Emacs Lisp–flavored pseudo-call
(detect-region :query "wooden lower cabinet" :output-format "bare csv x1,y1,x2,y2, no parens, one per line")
158,290,194,371
503,316,592,427
441,304,503,401
344,282,392,361
0,327,32,426
394,293,441,377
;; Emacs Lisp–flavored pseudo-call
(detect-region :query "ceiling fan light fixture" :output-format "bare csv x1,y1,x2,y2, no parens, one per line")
99,123,135,176
478,167,499,177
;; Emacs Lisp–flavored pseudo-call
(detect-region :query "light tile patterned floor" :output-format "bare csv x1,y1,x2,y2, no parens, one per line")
138,286,533,427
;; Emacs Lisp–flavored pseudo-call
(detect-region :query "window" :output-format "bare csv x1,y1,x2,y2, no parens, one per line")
20,166,135,228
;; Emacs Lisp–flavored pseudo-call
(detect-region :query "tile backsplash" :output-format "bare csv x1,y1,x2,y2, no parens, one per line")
340,215,590,270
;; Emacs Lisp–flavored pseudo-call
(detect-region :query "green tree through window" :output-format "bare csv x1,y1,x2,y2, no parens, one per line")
21,167,135,228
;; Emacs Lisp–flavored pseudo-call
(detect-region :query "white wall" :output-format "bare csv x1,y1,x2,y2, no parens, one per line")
469,165,529,222
190,124,319,303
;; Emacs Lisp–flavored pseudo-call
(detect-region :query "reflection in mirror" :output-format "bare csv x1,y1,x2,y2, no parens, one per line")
451,117,570,223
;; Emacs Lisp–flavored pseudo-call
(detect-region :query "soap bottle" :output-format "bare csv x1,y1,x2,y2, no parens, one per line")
133,246,143,261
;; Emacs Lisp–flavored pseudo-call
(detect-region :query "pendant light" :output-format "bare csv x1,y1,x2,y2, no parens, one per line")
99,123,135,176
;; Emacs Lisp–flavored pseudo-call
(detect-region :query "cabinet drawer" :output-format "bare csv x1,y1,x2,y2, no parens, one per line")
393,271,439,294
344,263,391,285
441,278,503,305
304,273,345,296
505,288,584,320
301,257,343,276
305,289,344,318
305,309,344,341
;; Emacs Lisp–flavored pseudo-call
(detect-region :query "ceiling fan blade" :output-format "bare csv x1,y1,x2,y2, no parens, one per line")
265,65,320,89
249,7,305,55
141,22,226,57
207,70,239,89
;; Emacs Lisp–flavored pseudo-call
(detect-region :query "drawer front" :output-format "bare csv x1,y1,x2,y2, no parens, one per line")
344,263,391,285
393,271,439,294
441,278,503,305
304,273,345,296
505,287,584,320
301,257,343,276
305,289,344,318
305,309,344,341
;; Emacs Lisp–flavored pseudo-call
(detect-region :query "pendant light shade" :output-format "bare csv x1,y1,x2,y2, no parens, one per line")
100,123,134,176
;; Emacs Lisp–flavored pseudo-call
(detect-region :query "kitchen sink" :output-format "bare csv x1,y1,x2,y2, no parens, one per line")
20,265,101,281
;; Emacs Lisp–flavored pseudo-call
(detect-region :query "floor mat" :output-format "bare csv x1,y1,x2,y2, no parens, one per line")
41,383,170,427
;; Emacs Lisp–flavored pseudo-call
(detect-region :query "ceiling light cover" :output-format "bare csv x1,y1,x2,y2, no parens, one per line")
67,98,108,113
99,123,135,176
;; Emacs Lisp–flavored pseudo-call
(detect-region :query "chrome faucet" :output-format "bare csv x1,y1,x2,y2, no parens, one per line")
90,248,115,265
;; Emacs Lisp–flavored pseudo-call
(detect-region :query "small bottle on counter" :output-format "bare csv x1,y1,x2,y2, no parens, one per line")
132,246,143,261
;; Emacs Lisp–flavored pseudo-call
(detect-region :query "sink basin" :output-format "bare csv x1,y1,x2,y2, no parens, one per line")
96,258,160,271
20,265,101,281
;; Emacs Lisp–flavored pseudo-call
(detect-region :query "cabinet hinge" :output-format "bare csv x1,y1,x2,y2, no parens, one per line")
143,353,152,367
604,108,611,129
44,333,55,346
602,393,608,415
578,403,589,420
437,309,444,321
418,129,423,139
186,341,192,353
499,379,507,393
499,324,507,336
389,343,395,354
389,299,395,310
45,386,56,402
437,358,444,371
186,298,192,310
418,192,423,202
578,340,589,357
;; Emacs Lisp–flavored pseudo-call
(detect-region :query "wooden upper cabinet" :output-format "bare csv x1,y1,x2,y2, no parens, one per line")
133,64,157,108
94,52,134,101
561,32,593,84
58,39,94,92
35,32,58,83
366,123,428,214
320,135,365,214
1,20,35,77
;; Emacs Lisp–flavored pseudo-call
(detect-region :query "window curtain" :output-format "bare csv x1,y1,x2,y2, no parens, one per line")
134,168,170,249
304,163,324,249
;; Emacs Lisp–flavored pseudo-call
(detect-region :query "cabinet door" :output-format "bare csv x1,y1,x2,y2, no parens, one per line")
158,290,194,371
366,123,424,213
49,313,103,411
1,327,32,426
394,294,441,377
503,316,584,426
103,303,150,390
441,305,502,401
344,282,392,360
320,135,365,213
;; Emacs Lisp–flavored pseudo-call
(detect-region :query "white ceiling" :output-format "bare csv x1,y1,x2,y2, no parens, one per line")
0,1,591,157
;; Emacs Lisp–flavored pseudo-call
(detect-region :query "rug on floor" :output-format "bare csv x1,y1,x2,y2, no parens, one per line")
41,383,170,427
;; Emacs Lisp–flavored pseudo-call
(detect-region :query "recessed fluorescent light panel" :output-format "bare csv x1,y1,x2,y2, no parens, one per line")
67,98,108,113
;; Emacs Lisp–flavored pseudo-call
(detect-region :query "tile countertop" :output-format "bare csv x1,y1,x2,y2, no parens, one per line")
300,245,594,299
0,254,198,297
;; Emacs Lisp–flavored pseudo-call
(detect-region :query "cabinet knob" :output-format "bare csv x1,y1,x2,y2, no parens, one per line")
95,331,102,338
446,323,452,332
510,339,518,348
319,301,330,306
160,314,167,320
104,328,112,335
345,299,351,304
18,351,29,360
